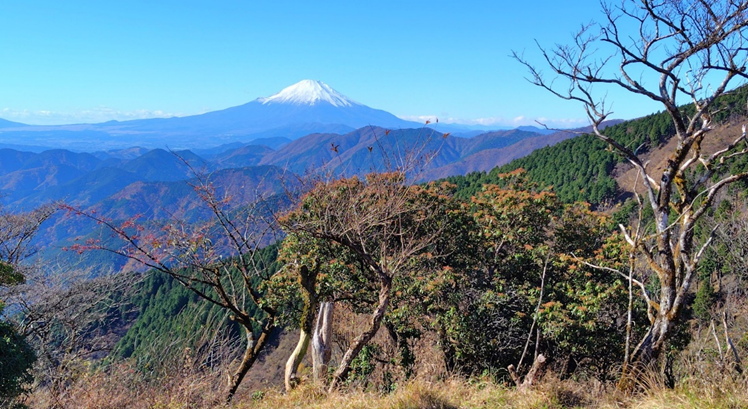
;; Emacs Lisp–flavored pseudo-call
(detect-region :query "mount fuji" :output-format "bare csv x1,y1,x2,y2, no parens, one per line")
257,79,359,107
0,80,426,151
143,79,422,135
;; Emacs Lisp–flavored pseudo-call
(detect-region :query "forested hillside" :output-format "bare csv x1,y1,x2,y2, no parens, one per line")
447,85,748,205
112,244,280,365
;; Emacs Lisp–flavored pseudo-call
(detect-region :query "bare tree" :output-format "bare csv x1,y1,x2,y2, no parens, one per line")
0,204,56,272
515,0,748,375
65,165,286,401
2,264,137,404
0,204,55,403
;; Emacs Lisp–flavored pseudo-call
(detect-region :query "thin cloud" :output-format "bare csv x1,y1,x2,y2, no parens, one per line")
0,107,185,125
399,114,588,129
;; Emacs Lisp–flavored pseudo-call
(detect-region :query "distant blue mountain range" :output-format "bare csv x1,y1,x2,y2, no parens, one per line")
0,80,523,152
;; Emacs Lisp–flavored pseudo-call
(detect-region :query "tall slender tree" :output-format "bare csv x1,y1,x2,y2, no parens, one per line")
515,0,748,375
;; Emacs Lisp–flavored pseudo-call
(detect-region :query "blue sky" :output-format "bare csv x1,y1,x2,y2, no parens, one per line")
0,1,665,127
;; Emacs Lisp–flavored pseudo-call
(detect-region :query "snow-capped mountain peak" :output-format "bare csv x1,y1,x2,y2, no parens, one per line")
258,80,358,107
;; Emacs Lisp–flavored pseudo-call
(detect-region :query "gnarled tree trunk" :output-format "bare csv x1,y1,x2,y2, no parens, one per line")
621,285,680,388
514,0,748,390
285,329,311,391
227,323,274,401
284,265,319,391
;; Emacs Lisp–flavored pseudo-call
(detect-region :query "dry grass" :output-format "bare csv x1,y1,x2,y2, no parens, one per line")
21,315,748,409
630,375,748,409
236,376,612,409
24,358,229,409
21,314,748,409
243,376,748,409
22,366,748,408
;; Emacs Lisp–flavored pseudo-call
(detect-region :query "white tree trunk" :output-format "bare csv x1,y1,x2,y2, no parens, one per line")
285,329,311,392
312,301,334,384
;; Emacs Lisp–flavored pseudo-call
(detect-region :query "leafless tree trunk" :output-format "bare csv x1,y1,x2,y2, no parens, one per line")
722,312,742,374
312,301,334,384
228,323,274,398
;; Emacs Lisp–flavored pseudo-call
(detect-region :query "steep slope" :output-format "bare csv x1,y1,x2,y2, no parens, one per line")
614,117,748,196
20,167,142,208
258,126,461,176
20,149,100,171
85,165,285,221
0,148,210,209
253,126,561,180
0,165,88,204
459,129,544,157
0,149,36,176
0,150,104,207
40,165,291,272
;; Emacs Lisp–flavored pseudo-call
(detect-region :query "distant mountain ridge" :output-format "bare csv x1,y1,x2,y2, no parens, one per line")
0,123,590,213
0,80,551,152
0,118,27,128
0,80,429,151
